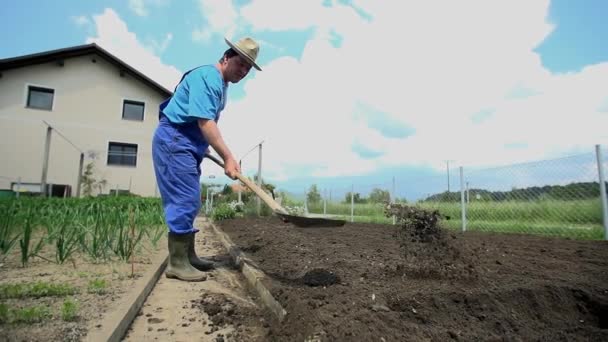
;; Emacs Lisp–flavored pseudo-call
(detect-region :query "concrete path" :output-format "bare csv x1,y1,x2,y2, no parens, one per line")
123,218,268,342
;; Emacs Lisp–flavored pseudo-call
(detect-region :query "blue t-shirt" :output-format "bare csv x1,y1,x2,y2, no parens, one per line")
160,65,227,124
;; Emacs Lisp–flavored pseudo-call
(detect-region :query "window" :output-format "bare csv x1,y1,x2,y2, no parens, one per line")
107,142,138,167
122,100,145,121
27,86,54,110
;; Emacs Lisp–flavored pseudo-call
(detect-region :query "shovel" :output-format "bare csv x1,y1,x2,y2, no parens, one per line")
204,153,346,228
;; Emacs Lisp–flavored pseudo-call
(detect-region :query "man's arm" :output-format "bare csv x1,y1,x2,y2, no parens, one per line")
198,119,240,179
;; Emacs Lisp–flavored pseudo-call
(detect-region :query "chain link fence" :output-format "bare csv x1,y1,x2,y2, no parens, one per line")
279,146,608,240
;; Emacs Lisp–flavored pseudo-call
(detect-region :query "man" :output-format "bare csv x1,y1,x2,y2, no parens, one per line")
152,37,261,281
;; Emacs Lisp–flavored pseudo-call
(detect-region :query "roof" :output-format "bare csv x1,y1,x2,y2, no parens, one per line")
0,43,173,97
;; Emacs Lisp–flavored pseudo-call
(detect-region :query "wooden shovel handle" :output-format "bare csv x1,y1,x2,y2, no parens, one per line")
204,153,288,214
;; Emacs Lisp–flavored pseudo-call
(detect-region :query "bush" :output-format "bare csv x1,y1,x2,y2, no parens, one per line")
211,204,236,221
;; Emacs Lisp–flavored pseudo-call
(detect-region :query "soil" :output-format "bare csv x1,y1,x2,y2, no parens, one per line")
0,235,167,342
217,216,608,341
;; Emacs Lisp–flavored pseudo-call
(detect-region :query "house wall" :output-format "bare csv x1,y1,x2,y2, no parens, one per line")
0,53,171,197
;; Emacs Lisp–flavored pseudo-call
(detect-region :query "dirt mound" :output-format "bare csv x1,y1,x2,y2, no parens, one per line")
386,203,479,280
192,293,268,341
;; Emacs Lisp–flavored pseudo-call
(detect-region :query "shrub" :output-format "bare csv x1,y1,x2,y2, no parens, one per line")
211,204,236,221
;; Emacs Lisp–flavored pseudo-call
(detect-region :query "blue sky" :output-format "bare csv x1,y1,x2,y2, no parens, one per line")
2,0,607,200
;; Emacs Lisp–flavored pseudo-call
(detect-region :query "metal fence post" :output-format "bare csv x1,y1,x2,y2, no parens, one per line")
256,143,262,216
460,166,467,232
351,184,354,222
76,153,84,198
392,176,396,225
323,188,327,215
595,144,608,240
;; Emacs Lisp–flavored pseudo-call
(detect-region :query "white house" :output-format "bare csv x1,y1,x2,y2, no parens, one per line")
0,44,173,197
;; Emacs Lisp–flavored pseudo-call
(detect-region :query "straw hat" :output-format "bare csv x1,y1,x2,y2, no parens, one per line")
224,36,262,71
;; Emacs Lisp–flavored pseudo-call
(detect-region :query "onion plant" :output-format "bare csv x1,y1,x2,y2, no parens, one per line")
0,200,20,260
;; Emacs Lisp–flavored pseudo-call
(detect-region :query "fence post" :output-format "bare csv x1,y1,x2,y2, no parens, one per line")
350,184,354,223
392,176,396,225
76,153,84,198
40,126,52,197
460,166,467,232
323,188,327,215
595,144,608,240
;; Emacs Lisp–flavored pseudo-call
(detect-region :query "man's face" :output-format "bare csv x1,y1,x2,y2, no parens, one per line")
225,55,253,83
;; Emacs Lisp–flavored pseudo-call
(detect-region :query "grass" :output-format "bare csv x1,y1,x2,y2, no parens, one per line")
0,281,78,299
0,303,52,324
87,279,108,295
305,198,606,240
61,298,78,321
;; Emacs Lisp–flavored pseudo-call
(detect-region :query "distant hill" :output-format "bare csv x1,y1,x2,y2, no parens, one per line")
423,181,607,202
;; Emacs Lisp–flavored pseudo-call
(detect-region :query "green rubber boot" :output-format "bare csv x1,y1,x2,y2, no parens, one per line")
188,233,215,271
165,233,207,281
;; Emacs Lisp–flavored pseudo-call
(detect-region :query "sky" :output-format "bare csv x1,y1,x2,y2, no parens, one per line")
1,0,608,200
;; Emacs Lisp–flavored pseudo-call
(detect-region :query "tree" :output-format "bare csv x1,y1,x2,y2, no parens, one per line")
368,188,390,203
80,152,107,197
222,184,233,196
307,184,322,204
344,192,366,204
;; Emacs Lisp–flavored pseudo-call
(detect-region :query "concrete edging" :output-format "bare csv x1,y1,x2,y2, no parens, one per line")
84,250,169,342
207,220,287,322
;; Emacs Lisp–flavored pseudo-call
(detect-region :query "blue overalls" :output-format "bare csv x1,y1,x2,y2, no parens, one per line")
152,65,227,234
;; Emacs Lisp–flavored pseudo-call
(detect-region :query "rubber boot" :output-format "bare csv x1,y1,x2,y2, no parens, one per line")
188,233,215,271
165,232,207,281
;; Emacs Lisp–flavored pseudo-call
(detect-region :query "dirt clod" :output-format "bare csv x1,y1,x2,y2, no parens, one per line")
386,203,479,280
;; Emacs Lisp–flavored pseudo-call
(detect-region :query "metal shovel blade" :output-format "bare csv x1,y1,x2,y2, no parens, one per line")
275,212,347,228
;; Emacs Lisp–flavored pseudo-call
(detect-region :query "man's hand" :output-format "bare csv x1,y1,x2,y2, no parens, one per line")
223,157,241,180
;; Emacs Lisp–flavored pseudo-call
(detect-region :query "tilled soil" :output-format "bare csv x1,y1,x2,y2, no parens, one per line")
217,217,608,341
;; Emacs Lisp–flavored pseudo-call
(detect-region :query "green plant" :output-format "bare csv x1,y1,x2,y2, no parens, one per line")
146,224,165,248
113,205,146,262
212,203,236,220
53,209,81,264
0,200,20,260
87,279,108,294
80,153,108,197
0,304,8,323
61,298,78,321
0,281,78,299
0,304,51,324
19,207,45,267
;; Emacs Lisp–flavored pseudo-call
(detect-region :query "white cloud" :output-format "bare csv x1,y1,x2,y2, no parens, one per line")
212,0,608,183
192,0,239,42
85,8,182,91
71,15,90,27
145,32,173,54
128,0,168,17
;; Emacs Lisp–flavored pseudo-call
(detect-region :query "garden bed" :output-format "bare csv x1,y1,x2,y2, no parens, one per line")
216,216,608,341
0,235,166,342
